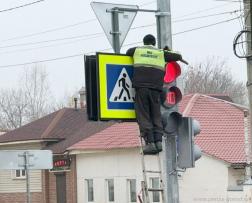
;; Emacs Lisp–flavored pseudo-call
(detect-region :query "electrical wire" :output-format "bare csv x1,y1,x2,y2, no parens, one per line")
0,15,242,68
173,2,232,19
139,1,155,7
0,2,236,43
0,53,83,68
0,18,97,43
0,1,152,43
0,15,238,55
0,0,45,13
214,0,242,2
0,32,104,49
0,35,106,55
173,16,240,35
0,9,240,50
233,30,251,58
173,10,240,23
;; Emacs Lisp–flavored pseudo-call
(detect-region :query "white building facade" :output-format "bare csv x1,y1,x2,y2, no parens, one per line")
72,148,252,203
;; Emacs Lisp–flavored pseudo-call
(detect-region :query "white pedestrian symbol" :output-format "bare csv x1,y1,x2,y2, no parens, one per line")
109,68,135,103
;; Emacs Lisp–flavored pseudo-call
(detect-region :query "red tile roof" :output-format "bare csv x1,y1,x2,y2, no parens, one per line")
69,94,250,164
182,94,249,164
68,123,139,150
1,94,249,164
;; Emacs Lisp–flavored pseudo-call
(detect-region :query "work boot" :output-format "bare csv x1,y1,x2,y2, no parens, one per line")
143,143,158,155
155,141,163,153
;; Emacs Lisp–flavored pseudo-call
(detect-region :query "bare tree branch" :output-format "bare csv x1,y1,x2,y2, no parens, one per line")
184,57,247,105
0,65,54,129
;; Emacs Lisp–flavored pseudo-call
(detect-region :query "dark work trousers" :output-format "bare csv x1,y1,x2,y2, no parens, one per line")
135,87,163,144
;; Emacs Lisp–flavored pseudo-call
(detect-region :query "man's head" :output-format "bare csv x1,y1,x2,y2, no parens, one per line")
143,34,156,46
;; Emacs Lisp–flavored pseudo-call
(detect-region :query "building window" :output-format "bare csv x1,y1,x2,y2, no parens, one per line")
14,169,26,179
86,179,94,202
151,177,160,202
107,179,114,202
128,179,136,202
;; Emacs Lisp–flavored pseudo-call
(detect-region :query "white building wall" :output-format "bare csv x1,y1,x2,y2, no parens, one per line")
76,148,163,203
75,149,250,203
179,155,229,203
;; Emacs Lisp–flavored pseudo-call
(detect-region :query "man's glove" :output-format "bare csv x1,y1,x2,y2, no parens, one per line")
163,46,189,65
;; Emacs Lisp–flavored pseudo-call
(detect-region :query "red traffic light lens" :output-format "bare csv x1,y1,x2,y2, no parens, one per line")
161,86,182,108
164,61,181,83
166,92,176,105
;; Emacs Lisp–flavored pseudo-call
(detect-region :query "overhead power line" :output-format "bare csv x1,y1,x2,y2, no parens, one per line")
0,53,83,68
0,15,241,68
0,35,106,55
139,1,155,7
0,0,45,13
0,9,239,51
173,16,240,35
0,18,97,43
0,32,104,49
173,2,231,19
173,10,240,23
214,0,242,2
0,1,152,43
0,2,236,43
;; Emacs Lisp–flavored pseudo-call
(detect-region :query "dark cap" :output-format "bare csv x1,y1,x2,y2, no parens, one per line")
143,34,156,46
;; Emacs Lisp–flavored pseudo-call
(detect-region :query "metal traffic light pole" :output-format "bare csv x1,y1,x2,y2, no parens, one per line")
103,1,179,201
156,0,179,203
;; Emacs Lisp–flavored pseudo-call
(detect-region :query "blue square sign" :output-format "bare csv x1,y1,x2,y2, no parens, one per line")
106,64,135,110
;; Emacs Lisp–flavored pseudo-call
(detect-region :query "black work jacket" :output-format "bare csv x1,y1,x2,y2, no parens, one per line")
126,46,182,91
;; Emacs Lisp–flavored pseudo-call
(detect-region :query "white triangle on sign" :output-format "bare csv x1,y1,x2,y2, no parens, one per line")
91,2,138,49
109,68,135,103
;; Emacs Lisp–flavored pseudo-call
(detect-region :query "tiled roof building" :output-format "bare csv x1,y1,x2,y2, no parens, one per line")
69,94,250,165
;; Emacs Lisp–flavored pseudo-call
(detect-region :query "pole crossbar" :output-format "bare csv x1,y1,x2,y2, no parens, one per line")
108,7,158,13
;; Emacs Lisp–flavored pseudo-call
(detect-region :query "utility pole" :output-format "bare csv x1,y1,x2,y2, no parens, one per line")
156,0,179,203
244,0,252,181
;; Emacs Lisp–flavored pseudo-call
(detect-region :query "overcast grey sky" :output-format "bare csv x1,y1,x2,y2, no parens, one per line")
0,0,247,100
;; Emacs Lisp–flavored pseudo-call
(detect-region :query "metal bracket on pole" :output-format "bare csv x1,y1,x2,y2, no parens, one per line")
155,12,170,16
106,8,124,13
103,5,158,54
108,7,158,13
168,169,177,175
168,168,186,175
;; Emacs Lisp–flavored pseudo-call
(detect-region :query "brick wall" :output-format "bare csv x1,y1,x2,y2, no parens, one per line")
0,192,42,203
45,155,77,203
66,156,77,203
0,155,77,203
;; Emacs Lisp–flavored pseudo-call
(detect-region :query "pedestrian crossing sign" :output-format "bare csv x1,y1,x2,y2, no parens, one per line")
97,53,136,120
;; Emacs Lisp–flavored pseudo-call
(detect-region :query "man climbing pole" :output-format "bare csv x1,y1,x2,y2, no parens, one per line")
126,34,184,155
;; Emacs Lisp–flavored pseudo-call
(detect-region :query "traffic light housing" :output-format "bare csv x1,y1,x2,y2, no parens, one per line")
177,117,202,168
161,61,182,135
161,61,202,168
